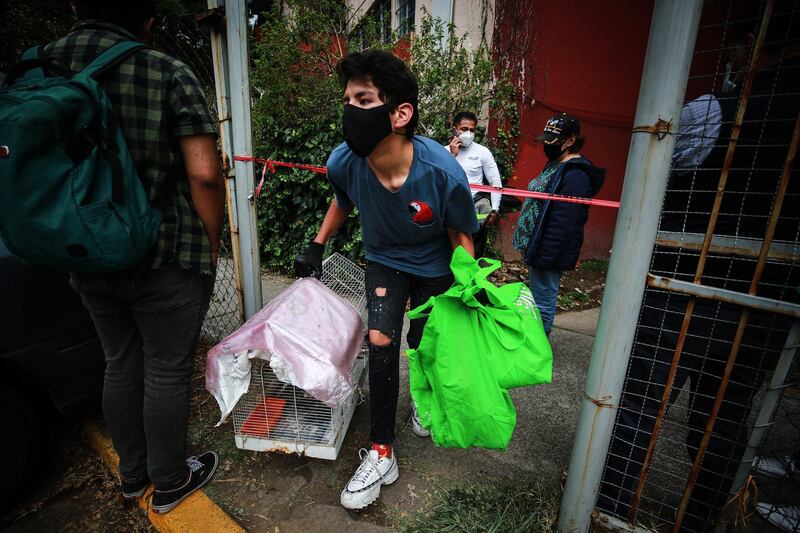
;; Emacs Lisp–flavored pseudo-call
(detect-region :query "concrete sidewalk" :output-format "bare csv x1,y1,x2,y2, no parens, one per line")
204,274,600,532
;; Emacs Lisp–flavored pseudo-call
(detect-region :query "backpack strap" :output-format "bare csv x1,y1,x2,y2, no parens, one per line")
22,46,40,61
2,46,68,87
70,42,145,204
79,41,147,79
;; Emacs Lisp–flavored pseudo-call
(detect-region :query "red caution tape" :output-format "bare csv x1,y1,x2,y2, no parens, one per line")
234,155,328,174
470,183,620,208
233,155,620,208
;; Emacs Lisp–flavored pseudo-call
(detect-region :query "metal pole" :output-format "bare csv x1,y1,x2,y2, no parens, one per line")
225,0,263,318
557,2,702,532
729,320,800,493
207,0,246,324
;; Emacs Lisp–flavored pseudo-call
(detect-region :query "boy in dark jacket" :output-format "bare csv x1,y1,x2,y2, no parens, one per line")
512,114,605,334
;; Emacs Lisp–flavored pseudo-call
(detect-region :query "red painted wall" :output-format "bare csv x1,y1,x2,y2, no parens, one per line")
492,0,655,261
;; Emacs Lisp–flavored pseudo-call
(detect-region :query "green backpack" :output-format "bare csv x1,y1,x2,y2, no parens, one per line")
407,248,553,450
0,42,162,272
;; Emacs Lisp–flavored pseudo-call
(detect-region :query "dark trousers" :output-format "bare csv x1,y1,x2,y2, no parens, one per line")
472,224,489,258
70,266,214,489
597,289,787,532
365,261,453,444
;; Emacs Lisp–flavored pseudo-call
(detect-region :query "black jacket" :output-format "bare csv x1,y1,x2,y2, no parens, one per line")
524,157,606,270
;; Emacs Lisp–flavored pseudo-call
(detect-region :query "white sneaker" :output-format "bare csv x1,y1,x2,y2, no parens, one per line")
756,503,800,532
411,405,431,438
753,455,799,482
340,448,399,510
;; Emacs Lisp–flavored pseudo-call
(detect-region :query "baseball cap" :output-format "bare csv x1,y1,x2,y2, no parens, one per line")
536,113,580,144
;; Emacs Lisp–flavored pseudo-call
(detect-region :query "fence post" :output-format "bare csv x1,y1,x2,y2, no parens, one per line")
557,1,703,531
225,0,263,319
206,0,245,325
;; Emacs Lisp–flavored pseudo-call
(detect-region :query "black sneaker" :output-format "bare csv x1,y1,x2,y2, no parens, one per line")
121,476,150,500
151,452,219,514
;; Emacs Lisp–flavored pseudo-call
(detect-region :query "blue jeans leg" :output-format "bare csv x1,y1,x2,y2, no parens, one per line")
529,268,562,334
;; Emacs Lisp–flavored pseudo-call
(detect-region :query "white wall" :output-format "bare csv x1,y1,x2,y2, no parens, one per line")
451,0,494,50
346,0,376,30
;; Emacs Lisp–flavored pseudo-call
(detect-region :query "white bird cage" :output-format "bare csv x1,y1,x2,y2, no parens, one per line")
231,254,368,460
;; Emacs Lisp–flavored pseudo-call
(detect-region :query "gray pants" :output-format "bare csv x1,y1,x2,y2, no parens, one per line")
70,266,214,489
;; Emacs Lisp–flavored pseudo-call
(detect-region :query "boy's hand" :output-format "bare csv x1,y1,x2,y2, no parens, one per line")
295,241,325,278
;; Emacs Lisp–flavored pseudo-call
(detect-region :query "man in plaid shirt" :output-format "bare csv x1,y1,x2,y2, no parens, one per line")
44,1,224,512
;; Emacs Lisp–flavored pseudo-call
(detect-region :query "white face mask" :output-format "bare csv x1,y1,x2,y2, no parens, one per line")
458,130,475,147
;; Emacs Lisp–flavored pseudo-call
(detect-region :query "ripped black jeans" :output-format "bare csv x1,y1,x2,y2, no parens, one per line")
365,260,454,444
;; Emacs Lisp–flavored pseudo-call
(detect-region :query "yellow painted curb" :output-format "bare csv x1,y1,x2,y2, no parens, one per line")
83,420,246,533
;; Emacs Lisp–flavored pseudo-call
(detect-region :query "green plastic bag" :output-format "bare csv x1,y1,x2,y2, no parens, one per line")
407,247,553,450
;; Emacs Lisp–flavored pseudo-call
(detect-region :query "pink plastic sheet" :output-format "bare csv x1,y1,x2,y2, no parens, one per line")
206,278,364,424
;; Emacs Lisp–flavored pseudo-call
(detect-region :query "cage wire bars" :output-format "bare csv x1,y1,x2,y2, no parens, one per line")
586,0,800,532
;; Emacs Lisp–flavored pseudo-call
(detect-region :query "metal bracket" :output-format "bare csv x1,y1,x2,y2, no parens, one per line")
193,7,226,32
632,118,673,140
584,391,616,409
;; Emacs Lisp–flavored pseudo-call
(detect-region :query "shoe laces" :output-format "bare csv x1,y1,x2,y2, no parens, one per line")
352,448,388,485
187,456,204,472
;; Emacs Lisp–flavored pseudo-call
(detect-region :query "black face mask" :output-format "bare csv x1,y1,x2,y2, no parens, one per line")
342,104,393,158
543,141,566,161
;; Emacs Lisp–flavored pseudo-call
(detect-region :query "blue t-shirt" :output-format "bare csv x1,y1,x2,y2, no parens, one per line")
327,135,479,277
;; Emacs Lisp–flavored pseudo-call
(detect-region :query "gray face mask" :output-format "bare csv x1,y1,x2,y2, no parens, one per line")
458,131,475,147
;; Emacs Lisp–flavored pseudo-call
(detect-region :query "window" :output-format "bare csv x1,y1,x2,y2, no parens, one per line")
395,0,415,37
375,0,392,44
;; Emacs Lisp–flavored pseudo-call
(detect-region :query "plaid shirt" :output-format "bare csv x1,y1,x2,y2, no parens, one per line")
43,20,218,273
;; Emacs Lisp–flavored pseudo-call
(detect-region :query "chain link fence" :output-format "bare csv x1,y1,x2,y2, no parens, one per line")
155,17,244,343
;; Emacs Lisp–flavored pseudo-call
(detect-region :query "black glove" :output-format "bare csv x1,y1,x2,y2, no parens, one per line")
295,241,324,279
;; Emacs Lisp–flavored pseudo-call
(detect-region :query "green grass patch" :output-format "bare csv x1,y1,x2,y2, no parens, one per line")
578,259,609,275
558,289,590,309
400,481,559,533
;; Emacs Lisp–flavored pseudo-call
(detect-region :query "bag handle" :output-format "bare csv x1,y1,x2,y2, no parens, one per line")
407,296,435,320
453,249,533,350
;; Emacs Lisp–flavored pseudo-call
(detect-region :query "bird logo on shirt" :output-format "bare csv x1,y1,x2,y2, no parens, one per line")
408,200,434,225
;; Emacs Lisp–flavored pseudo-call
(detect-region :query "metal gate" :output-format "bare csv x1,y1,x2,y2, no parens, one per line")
560,0,800,531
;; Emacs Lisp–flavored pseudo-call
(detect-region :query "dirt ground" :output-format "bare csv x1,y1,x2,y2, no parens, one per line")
5,262,795,533
487,259,608,312
0,409,152,533
186,327,593,532
182,269,602,532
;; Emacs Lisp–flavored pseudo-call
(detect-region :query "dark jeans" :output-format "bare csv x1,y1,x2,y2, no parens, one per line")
472,195,492,258
365,260,453,444
472,224,489,259
70,265,214,489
